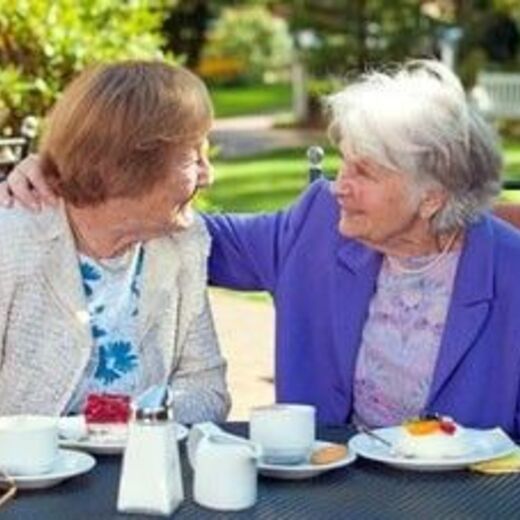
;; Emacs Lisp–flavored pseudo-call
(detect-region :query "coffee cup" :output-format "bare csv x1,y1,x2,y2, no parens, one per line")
249,404,315,464
0,415,58,475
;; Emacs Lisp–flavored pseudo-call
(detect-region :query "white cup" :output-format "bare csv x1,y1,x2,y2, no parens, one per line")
0,415,58,475
249,404,315,465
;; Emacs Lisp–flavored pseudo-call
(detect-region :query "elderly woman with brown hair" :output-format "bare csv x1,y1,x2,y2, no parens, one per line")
0,61,230,423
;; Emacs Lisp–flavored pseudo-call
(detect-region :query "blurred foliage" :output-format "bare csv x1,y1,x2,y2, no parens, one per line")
163,0,210,68
163,0,274,68
0,0,173,132
440,0,520,85
290,0,430,76
287,0,519,82
198,5,293,84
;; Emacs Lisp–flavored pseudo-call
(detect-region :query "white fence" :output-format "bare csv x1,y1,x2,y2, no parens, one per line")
471,72,520,120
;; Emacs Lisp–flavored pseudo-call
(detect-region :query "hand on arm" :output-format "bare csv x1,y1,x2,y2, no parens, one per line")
0,154,58,210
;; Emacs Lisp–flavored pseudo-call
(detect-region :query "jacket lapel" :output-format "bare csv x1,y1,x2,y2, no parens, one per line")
34,206,182,383
137,237,181,367
36,205,91,342
426,216,495,407
35,205,185,374
333,238,382,409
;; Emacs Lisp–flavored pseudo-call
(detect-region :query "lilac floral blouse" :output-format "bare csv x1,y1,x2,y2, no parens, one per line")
353,251,461,427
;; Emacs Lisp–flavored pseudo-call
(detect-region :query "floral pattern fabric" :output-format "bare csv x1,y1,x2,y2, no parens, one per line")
353,251,461,428
66,244,145,414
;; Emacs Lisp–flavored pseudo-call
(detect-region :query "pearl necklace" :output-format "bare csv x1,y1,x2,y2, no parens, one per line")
385,230,460,276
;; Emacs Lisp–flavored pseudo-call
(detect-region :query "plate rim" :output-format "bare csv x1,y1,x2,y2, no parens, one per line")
349,426,517,469
59,423,189,453
0,449,96,484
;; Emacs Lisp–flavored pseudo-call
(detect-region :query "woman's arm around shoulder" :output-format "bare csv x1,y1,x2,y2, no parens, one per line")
203,179,334,292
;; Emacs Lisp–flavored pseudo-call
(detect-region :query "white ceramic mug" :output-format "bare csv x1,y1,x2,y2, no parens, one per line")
249,404,316,464
0,415,58,475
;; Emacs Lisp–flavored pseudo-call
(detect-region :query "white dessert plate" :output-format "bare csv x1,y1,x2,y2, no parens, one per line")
0,449,95,490
349,426,518,471
60,423,189,455
258,440,356,480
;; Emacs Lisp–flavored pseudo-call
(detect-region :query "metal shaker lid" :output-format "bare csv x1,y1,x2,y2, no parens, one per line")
133,385,174,423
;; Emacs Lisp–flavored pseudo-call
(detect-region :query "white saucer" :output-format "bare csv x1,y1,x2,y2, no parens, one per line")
0,449,95,490
60,423,189,455
258,441,356,480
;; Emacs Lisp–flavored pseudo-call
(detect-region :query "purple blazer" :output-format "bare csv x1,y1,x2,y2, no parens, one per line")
204,180,520,435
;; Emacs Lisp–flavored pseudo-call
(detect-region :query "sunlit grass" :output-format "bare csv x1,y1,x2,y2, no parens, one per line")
206,141,520,212
502,139,520,202
209,83,292,119
209,147,338,212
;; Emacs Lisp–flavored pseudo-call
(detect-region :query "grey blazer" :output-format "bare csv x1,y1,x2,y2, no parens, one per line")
0,204,230,423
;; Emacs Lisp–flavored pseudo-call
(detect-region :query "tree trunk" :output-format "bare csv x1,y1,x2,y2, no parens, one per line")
356,0,368,70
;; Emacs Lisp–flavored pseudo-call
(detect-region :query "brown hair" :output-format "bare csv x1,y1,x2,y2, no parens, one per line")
39,61,213,206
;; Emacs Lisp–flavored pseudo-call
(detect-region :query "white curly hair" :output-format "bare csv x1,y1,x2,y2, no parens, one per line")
326,59,502,232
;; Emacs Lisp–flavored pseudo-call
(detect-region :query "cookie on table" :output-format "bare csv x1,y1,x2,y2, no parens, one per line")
310,443,348,465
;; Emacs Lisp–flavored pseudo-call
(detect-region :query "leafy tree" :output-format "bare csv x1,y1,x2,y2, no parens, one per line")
289,0,429,75
163,0,210,68
0,0,172,131
422,0,520,83
200,5,293,83
162,0,274,68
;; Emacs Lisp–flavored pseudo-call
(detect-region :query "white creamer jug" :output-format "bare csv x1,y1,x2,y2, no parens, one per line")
117,386,184,516
189,423,261,511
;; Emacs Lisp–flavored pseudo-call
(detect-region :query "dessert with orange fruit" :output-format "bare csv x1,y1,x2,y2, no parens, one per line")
393,415,470,459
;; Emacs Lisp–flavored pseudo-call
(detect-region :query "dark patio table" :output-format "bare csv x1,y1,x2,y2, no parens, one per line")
2,423,520,520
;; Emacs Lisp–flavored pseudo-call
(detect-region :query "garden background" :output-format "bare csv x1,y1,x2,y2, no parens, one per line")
1,0,519,418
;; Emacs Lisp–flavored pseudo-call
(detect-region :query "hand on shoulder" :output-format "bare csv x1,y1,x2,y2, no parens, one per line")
0,154,58,211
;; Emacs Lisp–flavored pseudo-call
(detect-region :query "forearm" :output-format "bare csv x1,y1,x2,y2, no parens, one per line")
204,212,282,292
169,296,231,424
170,363,231,424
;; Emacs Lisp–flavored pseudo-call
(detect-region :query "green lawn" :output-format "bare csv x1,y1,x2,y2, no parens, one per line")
206,141,520,212
207,147,337,213
500,139,520,202
209,83,292,119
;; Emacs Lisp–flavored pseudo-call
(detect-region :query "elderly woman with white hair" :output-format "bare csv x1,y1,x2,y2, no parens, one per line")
4,60,520,435
208,59,520,435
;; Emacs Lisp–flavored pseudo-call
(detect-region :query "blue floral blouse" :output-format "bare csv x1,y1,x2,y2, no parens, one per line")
66,244,146,414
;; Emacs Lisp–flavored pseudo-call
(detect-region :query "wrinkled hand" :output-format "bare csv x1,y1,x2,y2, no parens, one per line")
0,154,58,211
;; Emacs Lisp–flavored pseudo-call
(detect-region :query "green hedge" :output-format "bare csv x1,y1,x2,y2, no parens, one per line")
0,0,172,132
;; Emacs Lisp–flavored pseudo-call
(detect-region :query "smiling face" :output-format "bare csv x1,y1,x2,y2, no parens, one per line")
117,138,213,237
332,146,435,255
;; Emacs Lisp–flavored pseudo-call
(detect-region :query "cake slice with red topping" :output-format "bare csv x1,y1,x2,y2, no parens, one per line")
83,393,131,441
